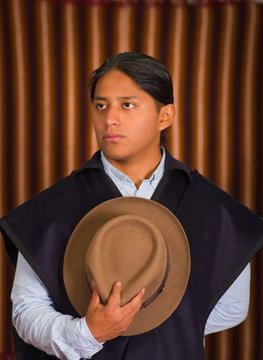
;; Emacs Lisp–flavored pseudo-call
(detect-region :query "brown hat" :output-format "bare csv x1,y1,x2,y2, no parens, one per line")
63,197,190,336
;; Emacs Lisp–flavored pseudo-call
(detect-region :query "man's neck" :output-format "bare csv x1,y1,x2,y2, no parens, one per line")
103,149,163,189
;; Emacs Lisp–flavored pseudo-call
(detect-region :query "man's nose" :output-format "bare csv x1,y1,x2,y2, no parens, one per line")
104,107,120,127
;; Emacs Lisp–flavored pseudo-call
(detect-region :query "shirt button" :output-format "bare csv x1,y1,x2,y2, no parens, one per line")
94,345,100,350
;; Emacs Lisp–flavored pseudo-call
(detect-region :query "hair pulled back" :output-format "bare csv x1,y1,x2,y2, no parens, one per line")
89,52,174,106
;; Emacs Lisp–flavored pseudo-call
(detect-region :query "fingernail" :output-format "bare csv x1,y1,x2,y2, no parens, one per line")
141,288,145,294
92,279,96,288
116,281,121,287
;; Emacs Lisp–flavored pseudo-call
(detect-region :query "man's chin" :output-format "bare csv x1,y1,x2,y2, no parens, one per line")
102,150,128,163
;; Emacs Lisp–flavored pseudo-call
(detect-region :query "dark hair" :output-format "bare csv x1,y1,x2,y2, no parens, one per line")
89,52,174,106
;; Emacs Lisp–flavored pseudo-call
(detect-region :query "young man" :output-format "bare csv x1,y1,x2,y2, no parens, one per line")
1,52,262,360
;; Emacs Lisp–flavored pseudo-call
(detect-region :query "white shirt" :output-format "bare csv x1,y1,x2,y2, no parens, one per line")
11,150,251,359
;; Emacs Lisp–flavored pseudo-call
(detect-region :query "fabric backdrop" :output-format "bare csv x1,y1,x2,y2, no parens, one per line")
0,0,262,359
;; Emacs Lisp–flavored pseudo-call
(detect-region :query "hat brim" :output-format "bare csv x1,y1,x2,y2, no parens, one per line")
63,197,191,336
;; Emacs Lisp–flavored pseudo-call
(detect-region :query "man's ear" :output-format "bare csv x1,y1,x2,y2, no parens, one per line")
158,104,175,131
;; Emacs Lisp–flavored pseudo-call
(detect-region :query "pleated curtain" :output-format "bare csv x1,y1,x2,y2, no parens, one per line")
0,0,263,358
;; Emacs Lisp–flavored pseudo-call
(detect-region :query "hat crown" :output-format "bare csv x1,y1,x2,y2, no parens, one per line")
85,214,168,306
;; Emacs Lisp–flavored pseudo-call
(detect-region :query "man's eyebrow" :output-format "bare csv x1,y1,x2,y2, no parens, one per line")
93,96,139,101
119,96,139,100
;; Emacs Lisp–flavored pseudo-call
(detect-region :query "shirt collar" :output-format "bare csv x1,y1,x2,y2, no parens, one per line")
100,148,166,184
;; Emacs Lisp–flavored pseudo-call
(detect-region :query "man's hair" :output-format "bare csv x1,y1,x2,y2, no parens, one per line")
89,52,174,106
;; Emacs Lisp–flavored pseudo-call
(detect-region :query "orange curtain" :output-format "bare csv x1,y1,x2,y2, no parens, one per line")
0,0,263,358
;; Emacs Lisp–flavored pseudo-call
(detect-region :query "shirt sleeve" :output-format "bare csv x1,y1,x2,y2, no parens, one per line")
11,253,103,360
204,263,251,335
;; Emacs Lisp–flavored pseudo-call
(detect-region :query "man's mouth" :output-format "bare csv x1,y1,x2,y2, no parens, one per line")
103,134,124,142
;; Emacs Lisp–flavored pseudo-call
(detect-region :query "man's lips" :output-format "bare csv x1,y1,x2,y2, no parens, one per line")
103,134,124,141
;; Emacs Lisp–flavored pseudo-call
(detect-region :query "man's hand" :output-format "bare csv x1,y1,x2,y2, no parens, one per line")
85,281,145,343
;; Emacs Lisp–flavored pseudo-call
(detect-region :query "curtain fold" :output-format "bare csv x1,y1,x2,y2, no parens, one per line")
0,0,262,358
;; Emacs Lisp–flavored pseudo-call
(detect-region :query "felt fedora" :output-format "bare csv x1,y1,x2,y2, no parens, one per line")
63,197,191,336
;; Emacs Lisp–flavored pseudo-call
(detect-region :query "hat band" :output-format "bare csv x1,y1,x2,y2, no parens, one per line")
141,260,170,308
141,235,171,309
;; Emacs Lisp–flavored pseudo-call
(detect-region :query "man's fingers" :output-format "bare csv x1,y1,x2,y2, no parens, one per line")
121,288,145,317
128,288,145,310
86,285,145,342
115,288,145,334
88,281,101,310
107,281,122,308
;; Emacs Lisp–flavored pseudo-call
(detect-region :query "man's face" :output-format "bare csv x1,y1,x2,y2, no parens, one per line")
92,70,164,167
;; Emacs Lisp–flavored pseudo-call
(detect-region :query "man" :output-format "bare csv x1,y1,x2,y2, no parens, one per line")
0,52,262,360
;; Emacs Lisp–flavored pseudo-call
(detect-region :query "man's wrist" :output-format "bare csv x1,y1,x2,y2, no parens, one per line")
66,317,103,358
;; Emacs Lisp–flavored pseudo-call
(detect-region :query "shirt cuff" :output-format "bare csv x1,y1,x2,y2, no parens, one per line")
66,317,103,359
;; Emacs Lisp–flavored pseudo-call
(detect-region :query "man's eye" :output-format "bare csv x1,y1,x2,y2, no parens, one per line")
123,102,135,109
96,103,106,110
